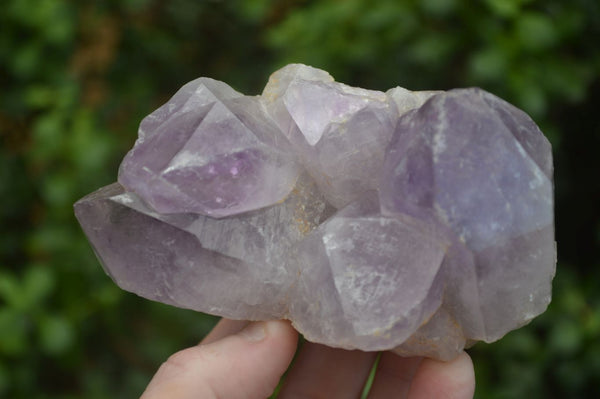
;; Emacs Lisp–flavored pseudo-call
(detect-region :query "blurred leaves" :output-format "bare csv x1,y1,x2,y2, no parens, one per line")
470,264,600,397
267,0,599,121
0,0,599,397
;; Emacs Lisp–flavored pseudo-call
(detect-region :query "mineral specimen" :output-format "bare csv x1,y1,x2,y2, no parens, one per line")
74,64,556,360
118,78,300,217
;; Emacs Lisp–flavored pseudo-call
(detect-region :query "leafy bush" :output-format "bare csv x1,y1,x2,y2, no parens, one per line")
1,0,598,397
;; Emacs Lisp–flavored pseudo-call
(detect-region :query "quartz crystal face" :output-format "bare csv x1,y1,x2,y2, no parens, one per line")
380,89,555,342
118,78,300,217
263,64,401,208
75,64,556,360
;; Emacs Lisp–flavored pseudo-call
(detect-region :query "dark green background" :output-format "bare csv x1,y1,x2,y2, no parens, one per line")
1,0,599,397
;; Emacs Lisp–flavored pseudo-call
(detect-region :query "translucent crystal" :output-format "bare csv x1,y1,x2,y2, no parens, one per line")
380,88,555,342
75,174,330,319
119,79,300,217
75,64,556,360
263,64,399,208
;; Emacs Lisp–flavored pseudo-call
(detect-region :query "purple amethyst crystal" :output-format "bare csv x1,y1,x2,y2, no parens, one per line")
380,87,555,348
75,64,556,360
118,78,300,217
262,64,400,208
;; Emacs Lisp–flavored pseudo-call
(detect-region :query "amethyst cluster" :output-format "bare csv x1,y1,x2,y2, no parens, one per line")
75,64,556,360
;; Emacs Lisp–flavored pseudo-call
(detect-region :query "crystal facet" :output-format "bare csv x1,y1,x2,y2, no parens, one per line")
75,64,556,360
118,78,300,217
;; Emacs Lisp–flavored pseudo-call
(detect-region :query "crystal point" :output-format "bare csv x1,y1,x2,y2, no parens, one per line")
75,64,556,360
119,83,300,217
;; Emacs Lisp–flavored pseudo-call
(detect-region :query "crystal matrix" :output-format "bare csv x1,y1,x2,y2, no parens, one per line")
75,64,556,360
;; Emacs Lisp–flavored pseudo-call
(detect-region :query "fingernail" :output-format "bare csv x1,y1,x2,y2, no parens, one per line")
240,321,267,342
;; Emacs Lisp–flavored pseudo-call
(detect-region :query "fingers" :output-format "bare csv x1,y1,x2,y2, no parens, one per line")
140,320,298,399
407,352,475,399
367,353,423,398
278,342,378,398
200,318,250,344
142,317,474,399
368,351,475,399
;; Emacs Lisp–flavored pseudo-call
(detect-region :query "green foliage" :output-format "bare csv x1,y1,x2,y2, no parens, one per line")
1,0,598,397
471,266,600,397
266,0,599,123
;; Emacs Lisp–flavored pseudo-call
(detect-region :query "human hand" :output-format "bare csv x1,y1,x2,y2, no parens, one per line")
140,318,475,399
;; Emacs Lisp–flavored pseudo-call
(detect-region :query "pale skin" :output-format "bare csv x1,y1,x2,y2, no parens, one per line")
141,319,475,399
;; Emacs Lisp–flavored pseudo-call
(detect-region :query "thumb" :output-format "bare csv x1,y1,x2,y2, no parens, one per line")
141,320,299,399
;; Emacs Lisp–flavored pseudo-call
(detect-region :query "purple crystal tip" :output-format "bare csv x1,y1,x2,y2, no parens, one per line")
75,64,556,360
